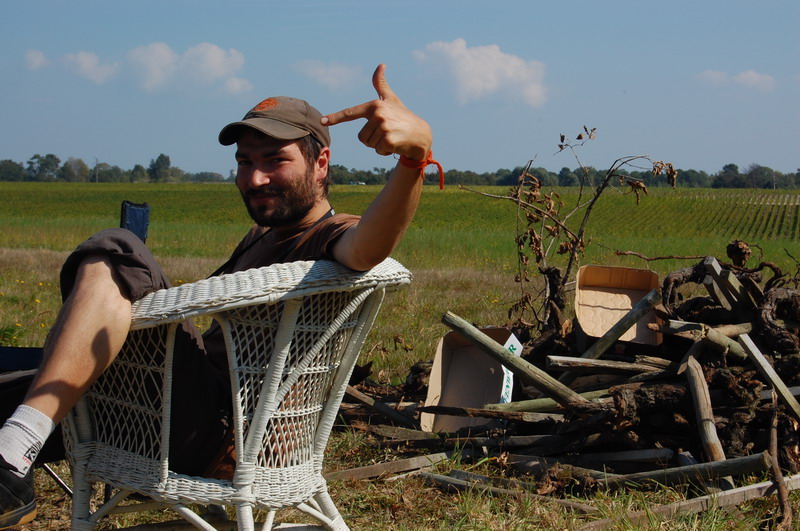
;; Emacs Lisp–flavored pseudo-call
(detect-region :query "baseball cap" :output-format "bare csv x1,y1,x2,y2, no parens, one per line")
218,96,331,147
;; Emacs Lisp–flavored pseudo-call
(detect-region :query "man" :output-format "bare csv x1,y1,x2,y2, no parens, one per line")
0,63,437,529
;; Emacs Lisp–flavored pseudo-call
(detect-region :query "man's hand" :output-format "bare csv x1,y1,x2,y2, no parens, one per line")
322,64,432,161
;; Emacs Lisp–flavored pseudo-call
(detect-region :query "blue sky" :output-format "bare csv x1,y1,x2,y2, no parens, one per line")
1,1,798,179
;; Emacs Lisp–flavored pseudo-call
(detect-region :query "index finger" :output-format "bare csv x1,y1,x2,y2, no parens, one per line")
321,101,376,126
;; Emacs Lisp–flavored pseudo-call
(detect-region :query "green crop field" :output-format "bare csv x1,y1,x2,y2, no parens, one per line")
2,182,799,529
1,182,798,360
0,181,796,381
1,182,798,362
3,182,798,267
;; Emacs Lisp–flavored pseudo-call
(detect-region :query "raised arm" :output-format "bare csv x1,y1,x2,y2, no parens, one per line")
322,64,433,271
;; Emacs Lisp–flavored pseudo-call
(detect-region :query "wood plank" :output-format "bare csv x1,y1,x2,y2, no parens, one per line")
578,473,800,531
324,450,470,481
345,385,419,429
547,355,660,375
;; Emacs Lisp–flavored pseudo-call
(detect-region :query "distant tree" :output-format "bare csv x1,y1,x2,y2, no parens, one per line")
675,169,711,188
147,154,171,182
495,166,526,187
165,166,186,182
189,171,225,182
329,164,352,185
94,162,126,182
529,167,557,186
59,157,90,182
26,153,61,181
712,163,746,188
574,166,600,187
744,163,777,189
558,166,579,186
130,164,148,183
0,159,26,181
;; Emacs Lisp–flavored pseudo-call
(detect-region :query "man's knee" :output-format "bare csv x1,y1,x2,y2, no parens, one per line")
60,228,169,302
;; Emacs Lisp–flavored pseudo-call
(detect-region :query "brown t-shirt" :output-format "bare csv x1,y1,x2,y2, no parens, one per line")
198,212,359,478
217,212,360,274
201,212,360,368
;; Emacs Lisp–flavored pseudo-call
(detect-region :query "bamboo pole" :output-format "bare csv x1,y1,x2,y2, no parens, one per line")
685,356,735,490
484,389,611,413
547,355,660,375
595,451,770,490
441,311,593,410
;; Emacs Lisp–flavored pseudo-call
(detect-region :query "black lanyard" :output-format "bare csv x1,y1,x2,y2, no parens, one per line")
208,208,335,278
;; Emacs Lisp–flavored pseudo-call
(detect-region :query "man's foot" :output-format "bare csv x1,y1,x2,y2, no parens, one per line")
0,456,36,529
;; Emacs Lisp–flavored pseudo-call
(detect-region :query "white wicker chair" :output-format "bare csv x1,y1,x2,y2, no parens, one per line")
63,258,411,530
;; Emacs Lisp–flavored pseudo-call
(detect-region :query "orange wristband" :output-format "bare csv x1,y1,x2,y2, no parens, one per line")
399,151,444,189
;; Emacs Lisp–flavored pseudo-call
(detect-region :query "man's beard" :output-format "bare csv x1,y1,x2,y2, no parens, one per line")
241,167,317,227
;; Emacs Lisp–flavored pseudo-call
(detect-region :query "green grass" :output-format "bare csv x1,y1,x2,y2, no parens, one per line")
3,182,800,529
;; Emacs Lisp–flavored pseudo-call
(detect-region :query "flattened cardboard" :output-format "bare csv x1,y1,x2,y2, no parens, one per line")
575,265,661,347
421,328,522,433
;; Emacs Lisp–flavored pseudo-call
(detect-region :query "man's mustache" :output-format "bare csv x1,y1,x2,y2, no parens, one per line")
245,187,284,199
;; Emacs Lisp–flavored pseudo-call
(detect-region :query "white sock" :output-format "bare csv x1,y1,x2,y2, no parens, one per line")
0,405,56,477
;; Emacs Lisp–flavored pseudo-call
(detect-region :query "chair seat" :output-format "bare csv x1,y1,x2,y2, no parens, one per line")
77,442,327,509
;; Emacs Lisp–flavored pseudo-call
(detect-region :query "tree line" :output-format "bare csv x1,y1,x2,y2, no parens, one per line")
1,153,798,189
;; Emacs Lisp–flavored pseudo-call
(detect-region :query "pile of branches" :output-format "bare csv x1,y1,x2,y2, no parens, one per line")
339,241,800,528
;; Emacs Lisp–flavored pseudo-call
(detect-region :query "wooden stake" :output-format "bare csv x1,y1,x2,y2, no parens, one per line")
685,356,735,490
346,385,420,429
441,311,594,411
739,334,800,421
579,473,800,531
595,451,771,490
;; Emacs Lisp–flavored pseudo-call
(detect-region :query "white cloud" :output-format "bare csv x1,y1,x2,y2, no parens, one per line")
128,43,179,90
64,51,120,84
414,38,547,107
127,42,251,94
180,43,245,83
225,77,254,94
733,70,776,91
697,69,776,91
294,60,362,90
25,49,48,70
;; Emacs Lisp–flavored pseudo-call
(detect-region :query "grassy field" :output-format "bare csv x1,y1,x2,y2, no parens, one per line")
2,182,799,529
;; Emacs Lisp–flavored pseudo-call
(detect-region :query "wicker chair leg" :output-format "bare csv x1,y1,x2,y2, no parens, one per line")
70,464,94,530
259,509,275,530
172,503,220,530
234,503,257,531
296,490,348,531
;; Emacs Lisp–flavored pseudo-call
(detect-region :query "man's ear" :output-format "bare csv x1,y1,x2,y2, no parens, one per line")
315,147,331,182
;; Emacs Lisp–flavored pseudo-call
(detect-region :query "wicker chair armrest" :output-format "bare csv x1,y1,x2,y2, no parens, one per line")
130,257,411,330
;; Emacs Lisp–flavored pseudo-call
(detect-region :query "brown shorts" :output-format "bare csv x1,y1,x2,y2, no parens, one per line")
60,228,231,476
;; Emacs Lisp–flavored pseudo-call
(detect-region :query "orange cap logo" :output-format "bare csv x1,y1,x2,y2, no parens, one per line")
253,98,279,112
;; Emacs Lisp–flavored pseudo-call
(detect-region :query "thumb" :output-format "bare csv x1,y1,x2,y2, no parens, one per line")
372,64,401,103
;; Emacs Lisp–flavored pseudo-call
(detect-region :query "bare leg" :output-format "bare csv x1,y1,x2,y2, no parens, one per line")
24,255,132,425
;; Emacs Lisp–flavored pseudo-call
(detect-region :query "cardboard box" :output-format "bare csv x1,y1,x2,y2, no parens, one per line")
575,265,661,348
420,328,522,433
